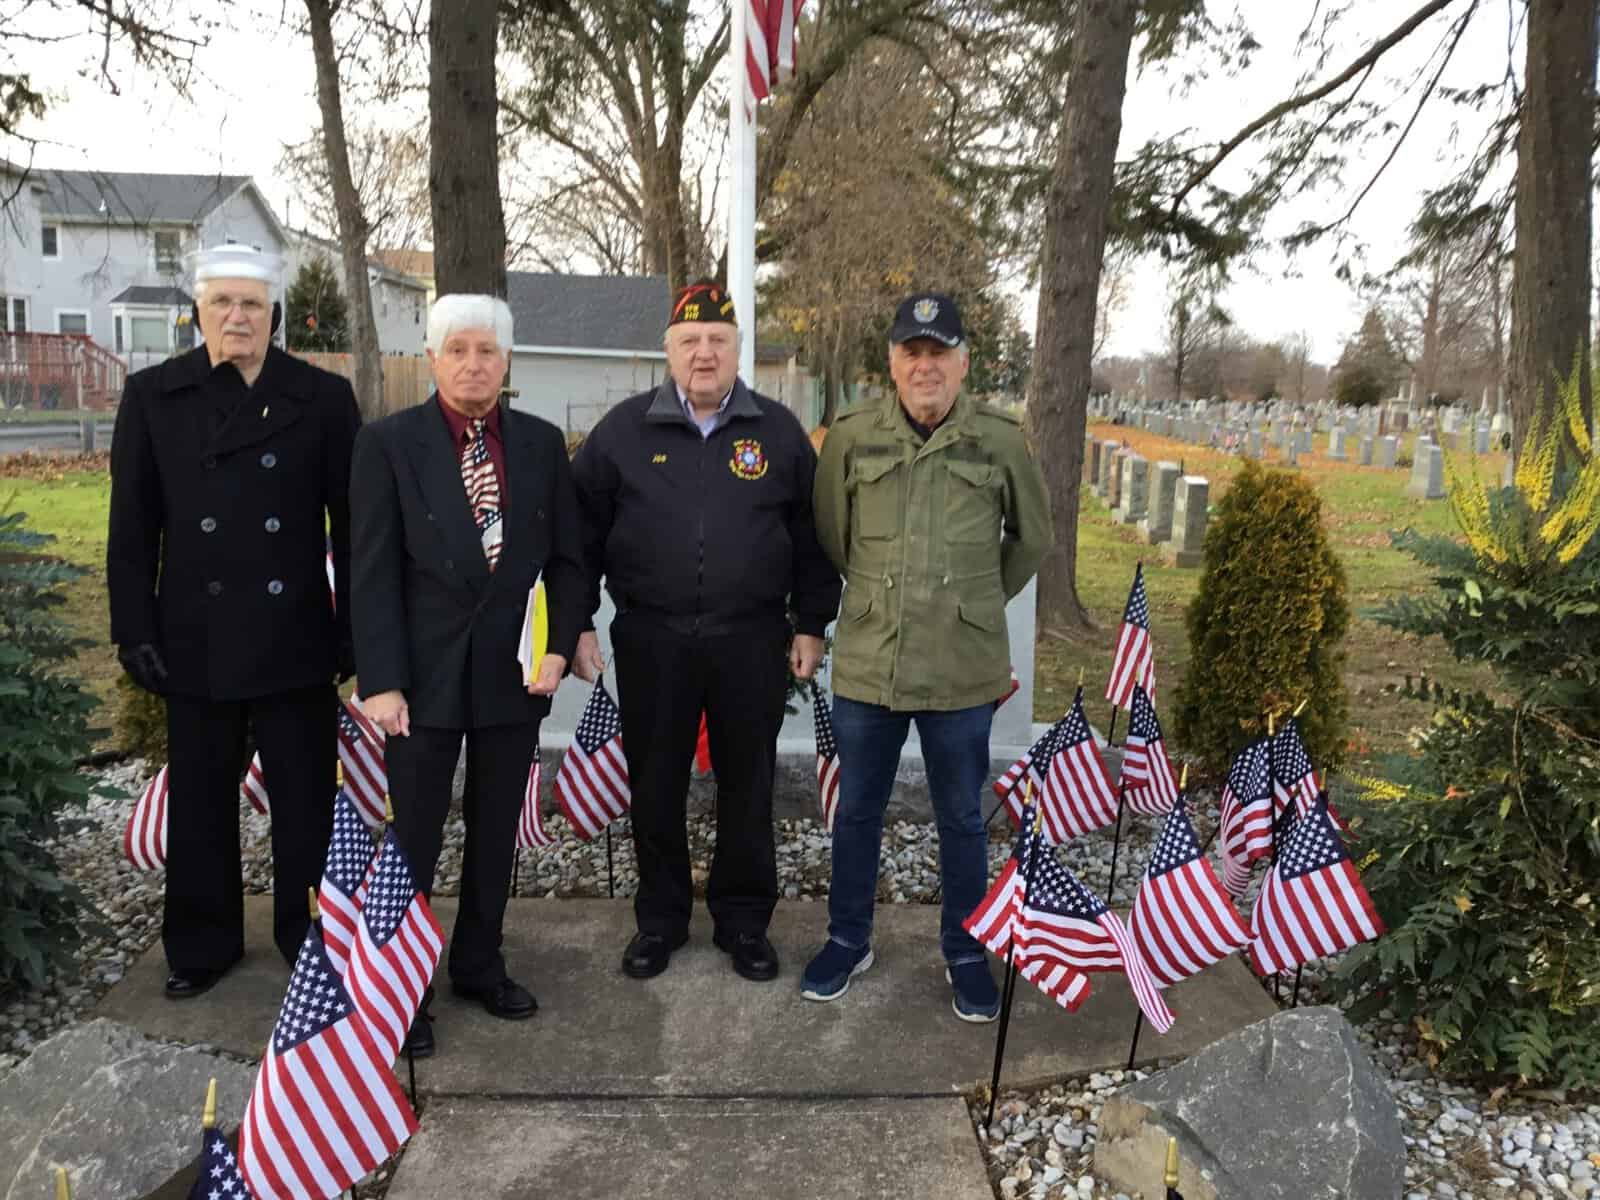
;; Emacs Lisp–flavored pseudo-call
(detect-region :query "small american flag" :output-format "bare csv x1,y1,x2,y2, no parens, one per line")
517,758,555,849
554,677,631,841
240,754,270,817
318,791,378,978
745,0,804,103
993,721,1053,807
1130,795,1251,988
189,1126,254,1200
1218,738,1273,897
1270,717,1344,829
124,764,168,870
1012,849,1174,1033
1035,691,1120,842
1105,563,1155,710
338,699,388,829
341,830,444,1062
811,682,841,832
1121,684,1179,817
1249,794,1384,976
238,924,416,1200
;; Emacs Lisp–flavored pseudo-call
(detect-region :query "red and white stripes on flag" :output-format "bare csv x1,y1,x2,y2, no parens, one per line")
1129,795,1251,988
1030,691,1120,843
517,759,556,849
1218,737,1273,897
1105,563,1154,710
745,0,803,102
241,753,271,816
239,925,416,1200
341,830,444,1063
1249,795,1384,977
339,699,388,829
123,765,168,870
1120,684,1180,817
553,677,631,840
319,791,379,978
811,682,841,833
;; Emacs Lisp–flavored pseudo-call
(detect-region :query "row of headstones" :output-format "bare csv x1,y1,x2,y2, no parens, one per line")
1251,428,1447,500
1085,438,1208,567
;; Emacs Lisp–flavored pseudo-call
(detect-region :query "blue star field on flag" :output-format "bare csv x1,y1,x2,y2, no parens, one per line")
189,1127,254,1200
324,791,373,898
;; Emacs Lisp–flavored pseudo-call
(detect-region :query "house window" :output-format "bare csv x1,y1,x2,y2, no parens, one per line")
129,315,168,353
41,224,59,258
154,231,182,273
3,297,27,333
57,311,88,336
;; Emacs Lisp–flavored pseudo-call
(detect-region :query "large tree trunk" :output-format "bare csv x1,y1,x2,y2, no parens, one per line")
1027,0,1135,632
430,0,508,297
1509,0,1596,459
1419,256,1442,401
305,0,384,420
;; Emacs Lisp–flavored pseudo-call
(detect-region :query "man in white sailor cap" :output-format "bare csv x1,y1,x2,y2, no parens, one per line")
108,242,362,998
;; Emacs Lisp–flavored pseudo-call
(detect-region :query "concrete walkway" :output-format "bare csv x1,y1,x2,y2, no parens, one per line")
95,897,1276,1197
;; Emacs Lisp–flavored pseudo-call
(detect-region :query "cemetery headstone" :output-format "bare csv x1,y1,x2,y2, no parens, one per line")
1141,462,1181,545
1116,454,1149,525
1358,435,1373,466
1168,476,1209,568
1378,435,1398,469
1107,448,1124,509
1406,442,1445,500
1327,428,1347,461
1097,441,1118,497
1086,438,1103,486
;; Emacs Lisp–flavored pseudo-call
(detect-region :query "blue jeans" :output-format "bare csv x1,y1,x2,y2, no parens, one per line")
826,696,994,966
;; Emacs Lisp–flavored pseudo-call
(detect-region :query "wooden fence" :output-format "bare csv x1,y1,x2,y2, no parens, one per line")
296,353,432,416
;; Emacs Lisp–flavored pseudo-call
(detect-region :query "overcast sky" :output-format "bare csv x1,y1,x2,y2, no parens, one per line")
12,0,1519,363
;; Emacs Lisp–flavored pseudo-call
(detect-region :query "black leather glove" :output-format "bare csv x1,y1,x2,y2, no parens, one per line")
336,640,358,684
118,642,169,694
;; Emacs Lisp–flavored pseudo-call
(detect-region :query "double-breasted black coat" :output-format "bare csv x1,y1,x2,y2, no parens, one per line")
348,398,587,730
107,345,361,698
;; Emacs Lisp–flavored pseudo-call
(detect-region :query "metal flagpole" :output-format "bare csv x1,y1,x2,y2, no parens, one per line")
728,0,757,385
512,848,521,899
606,825,616,898
1266,711,1282,1003
1105,775,1128,901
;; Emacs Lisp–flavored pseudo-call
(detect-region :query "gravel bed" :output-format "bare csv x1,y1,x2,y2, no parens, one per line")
3,762,1596,1200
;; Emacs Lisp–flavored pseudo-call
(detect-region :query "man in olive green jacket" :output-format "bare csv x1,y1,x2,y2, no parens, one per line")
802,292,1052,1021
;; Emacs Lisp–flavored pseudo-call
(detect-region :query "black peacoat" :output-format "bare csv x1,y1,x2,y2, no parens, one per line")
349,397,587,730
107,345,361,700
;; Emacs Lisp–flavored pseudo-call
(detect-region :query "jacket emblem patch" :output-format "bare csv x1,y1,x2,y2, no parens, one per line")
729,439,768,480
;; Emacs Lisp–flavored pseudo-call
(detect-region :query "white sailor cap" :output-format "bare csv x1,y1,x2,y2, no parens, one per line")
190,242,284,285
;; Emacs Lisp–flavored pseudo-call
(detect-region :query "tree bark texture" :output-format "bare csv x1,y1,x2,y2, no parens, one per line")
1509,0,1596,457
430,0,508,298
1028,0,1135,631
305,0,385,420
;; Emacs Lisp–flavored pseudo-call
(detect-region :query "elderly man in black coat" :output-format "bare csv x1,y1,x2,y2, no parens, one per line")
350,293,586,1058
108,243,361,999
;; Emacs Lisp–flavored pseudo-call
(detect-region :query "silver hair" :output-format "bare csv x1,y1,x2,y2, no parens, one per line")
427,294,514,354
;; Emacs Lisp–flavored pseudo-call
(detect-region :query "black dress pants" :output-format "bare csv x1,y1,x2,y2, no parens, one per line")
611,613,787,940
383,720,538,991
163,684,337,972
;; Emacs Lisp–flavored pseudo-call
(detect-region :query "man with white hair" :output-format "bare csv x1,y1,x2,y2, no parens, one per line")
804,291,1051,1021
108,242,361,999
350,293,586,1057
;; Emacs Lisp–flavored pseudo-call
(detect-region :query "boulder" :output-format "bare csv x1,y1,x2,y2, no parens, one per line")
0,1018,255,1200
1093,1006,1404,1199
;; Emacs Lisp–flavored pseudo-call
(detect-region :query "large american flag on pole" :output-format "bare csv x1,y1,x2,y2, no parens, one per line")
1120,684,1179,817
1012,850,1175,1033
238,924,416,1200
516,758,556,849
1105,563,1155,710
1130,795,1251,988
338,699,388,829
341,830,444,1063
318,791,378,978
553,677,631,841
1249,794,1384,976
745,0,803,102
1218,738,1273,897
811,682,841,833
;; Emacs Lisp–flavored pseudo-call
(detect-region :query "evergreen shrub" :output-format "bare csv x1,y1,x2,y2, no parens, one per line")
1172,459,1349,775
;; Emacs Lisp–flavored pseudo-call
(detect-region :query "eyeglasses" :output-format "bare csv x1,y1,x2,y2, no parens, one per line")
203,296,268,316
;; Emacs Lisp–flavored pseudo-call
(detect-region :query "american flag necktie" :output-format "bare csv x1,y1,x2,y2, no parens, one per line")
460,417,503,569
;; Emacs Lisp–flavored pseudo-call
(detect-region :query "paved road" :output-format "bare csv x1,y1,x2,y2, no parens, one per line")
0,421,114,458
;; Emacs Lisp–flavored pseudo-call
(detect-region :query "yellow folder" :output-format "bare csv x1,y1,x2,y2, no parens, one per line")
518,575,549,685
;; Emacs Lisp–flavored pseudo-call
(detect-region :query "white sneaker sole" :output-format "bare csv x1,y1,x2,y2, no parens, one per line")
945,967,1001,1023
800,948,875,1002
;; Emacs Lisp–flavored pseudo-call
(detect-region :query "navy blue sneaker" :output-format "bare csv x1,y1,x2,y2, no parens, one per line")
946,960,1001,1022
799,940,874,1002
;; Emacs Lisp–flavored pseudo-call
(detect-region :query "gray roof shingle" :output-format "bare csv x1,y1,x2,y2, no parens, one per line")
111,285,194,305
39,170,252,224
507,272,670,353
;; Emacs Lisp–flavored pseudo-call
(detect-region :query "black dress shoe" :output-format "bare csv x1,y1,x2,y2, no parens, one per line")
164,966,228,999
622,930,689,980
713,930,780,982
402,1011,435,1059
451,977,537,1020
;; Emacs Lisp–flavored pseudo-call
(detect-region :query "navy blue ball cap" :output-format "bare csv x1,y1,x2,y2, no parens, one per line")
889,292,963,346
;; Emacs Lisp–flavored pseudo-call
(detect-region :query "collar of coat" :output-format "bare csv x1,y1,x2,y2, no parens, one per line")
156,344,317,403
872,389,979,442
646,376,761,426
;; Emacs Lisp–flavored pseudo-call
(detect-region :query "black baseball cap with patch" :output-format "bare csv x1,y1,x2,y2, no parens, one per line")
889,292,964,346
670,279,737,325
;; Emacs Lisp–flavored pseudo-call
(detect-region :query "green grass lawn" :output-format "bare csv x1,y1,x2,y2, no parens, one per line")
8,430,1489,768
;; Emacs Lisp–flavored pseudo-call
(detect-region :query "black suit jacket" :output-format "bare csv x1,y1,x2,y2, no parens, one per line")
107,345,360,700
350,397,586,729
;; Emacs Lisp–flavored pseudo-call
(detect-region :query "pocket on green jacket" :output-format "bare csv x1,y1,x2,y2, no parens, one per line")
957,596,1004,633
946,459,1000,545
851,456,902,540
